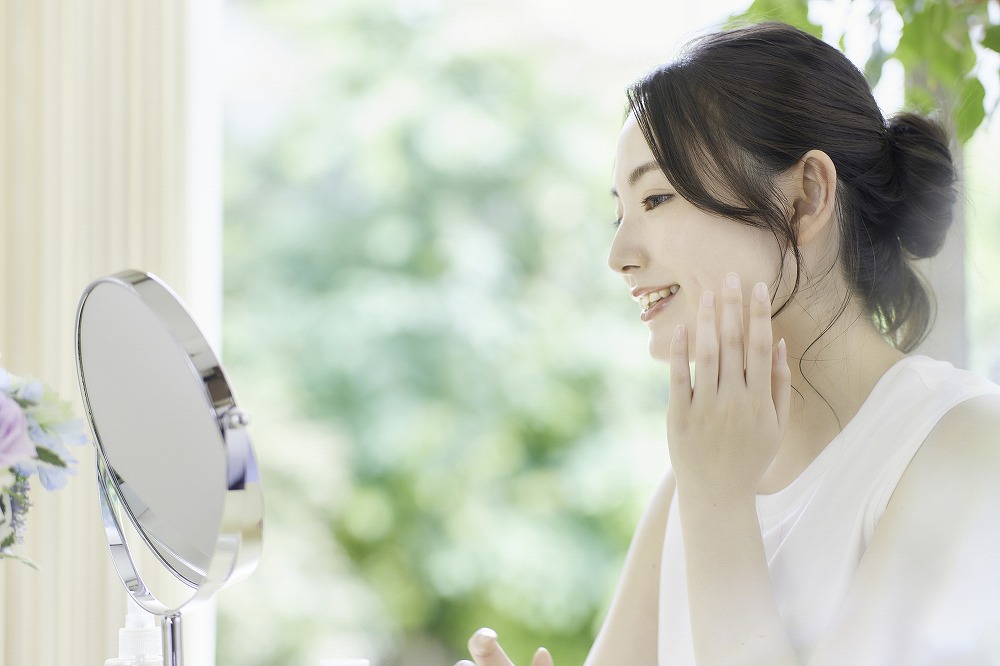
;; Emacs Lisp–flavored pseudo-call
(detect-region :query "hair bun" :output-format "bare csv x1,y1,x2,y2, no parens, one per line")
884,112,957,259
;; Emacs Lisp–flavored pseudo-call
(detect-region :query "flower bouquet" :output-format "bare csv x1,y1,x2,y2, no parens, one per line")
1,367,88,568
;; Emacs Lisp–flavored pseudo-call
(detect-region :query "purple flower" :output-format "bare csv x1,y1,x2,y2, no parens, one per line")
0,392,35,469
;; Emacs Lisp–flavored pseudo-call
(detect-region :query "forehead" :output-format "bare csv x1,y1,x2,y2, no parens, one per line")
613,113,659,189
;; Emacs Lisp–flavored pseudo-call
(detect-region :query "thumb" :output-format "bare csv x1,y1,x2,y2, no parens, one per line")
531,647,553,666
468,627,513,666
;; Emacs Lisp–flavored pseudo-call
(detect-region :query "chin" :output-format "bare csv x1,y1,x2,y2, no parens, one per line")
647,322,697,364
647,334,673,363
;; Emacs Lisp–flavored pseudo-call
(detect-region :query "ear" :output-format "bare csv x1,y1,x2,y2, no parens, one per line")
787,150,837,246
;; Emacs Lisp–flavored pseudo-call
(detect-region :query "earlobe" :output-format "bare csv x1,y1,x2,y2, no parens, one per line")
791,150,838,246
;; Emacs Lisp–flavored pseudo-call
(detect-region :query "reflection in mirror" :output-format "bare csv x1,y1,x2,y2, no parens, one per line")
76,270,263,666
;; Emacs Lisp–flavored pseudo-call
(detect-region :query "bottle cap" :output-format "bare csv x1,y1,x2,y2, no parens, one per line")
119,597,162,658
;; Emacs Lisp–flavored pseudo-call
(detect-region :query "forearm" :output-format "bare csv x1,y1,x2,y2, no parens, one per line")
585,470,675,666
677,489,798,665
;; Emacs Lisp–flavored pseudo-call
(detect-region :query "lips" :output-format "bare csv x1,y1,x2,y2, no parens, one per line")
634,285,679,322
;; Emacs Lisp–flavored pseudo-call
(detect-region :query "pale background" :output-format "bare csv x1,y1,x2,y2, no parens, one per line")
1,0,997,663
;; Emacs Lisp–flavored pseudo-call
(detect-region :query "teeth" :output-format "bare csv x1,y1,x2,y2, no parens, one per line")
638,285,679,309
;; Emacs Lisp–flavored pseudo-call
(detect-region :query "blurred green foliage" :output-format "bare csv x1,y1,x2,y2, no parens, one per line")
220,1,666,663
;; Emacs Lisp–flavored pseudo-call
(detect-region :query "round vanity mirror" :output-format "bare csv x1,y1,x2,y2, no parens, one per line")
75,270,263,666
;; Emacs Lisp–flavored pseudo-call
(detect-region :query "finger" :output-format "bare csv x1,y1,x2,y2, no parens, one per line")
693,290,719,393
718,272,745,387
668,324,691,419
772,338,791,433
745,281,774,395
532,647,554,666
457,662,476,666
468,628,514,666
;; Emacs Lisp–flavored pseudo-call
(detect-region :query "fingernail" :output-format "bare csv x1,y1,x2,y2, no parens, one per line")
701,291,715,307
674,324,685,341
753,282,768,303
778,338,787,365
471,628,498,657
725,272,740,289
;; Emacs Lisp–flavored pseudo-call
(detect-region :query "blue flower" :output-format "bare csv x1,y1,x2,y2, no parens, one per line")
0,392,35,468
1,367,88,565
15,380,44,406
14,421,85,491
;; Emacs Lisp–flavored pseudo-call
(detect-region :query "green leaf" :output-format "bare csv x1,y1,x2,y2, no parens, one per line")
954,76,986,143
0,550,41,570
905,85,938,114
893,0,917,17
895,1,980,104
727,0,822,38
34,446,67,468
982,25,1000,54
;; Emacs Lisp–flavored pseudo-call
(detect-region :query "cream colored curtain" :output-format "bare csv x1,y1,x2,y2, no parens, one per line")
0,0,221,663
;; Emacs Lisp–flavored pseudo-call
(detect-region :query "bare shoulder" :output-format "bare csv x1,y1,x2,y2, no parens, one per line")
893,392,1000,510
916,392,1000,466
815,392,1000,662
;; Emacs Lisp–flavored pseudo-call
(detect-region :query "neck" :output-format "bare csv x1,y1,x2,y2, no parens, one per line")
759,295,906,493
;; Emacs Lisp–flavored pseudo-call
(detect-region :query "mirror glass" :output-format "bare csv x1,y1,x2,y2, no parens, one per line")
75,270,263,618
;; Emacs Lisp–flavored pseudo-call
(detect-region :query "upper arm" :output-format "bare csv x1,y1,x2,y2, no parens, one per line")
585,467,676,666
811,393,1000,665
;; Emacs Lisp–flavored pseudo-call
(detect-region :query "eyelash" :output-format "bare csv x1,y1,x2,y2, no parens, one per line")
611,193,675,228
643,193,674,210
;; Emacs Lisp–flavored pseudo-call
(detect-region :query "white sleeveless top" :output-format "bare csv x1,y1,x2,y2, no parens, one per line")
657,354,1000,664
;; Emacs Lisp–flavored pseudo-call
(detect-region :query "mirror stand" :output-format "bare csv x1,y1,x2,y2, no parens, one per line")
78,270,263,666
163,614,182,666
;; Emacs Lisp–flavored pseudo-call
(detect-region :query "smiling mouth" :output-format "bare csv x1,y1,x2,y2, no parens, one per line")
639,285,679,313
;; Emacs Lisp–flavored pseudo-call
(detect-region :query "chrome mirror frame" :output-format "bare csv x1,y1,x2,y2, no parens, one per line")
76,270,263,666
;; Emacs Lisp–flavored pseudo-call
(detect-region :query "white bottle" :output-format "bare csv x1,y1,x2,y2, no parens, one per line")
105,596,164,666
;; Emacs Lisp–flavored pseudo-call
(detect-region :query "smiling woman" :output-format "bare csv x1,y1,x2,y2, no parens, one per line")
456,21,1000,666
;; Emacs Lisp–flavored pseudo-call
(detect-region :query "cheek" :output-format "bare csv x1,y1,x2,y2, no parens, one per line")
647,291,702,363
691,227,783,292
674,225,729,272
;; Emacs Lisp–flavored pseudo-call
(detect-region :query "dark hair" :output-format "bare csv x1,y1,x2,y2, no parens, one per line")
626,21,957,354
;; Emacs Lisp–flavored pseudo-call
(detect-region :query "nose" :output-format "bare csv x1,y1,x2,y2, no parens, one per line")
607,220,645,275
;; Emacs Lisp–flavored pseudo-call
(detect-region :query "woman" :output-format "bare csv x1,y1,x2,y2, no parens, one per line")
458,21,1000,665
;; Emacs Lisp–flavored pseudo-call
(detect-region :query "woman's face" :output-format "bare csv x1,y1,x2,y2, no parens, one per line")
609,113,787,362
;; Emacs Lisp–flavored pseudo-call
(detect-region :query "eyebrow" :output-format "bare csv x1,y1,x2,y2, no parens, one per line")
610,160,662,197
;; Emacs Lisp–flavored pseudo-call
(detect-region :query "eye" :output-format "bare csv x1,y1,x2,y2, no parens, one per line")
611,207,624,229
642,193,674,211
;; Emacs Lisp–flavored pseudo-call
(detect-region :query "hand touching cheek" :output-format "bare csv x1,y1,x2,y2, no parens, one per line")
666,273,791,503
